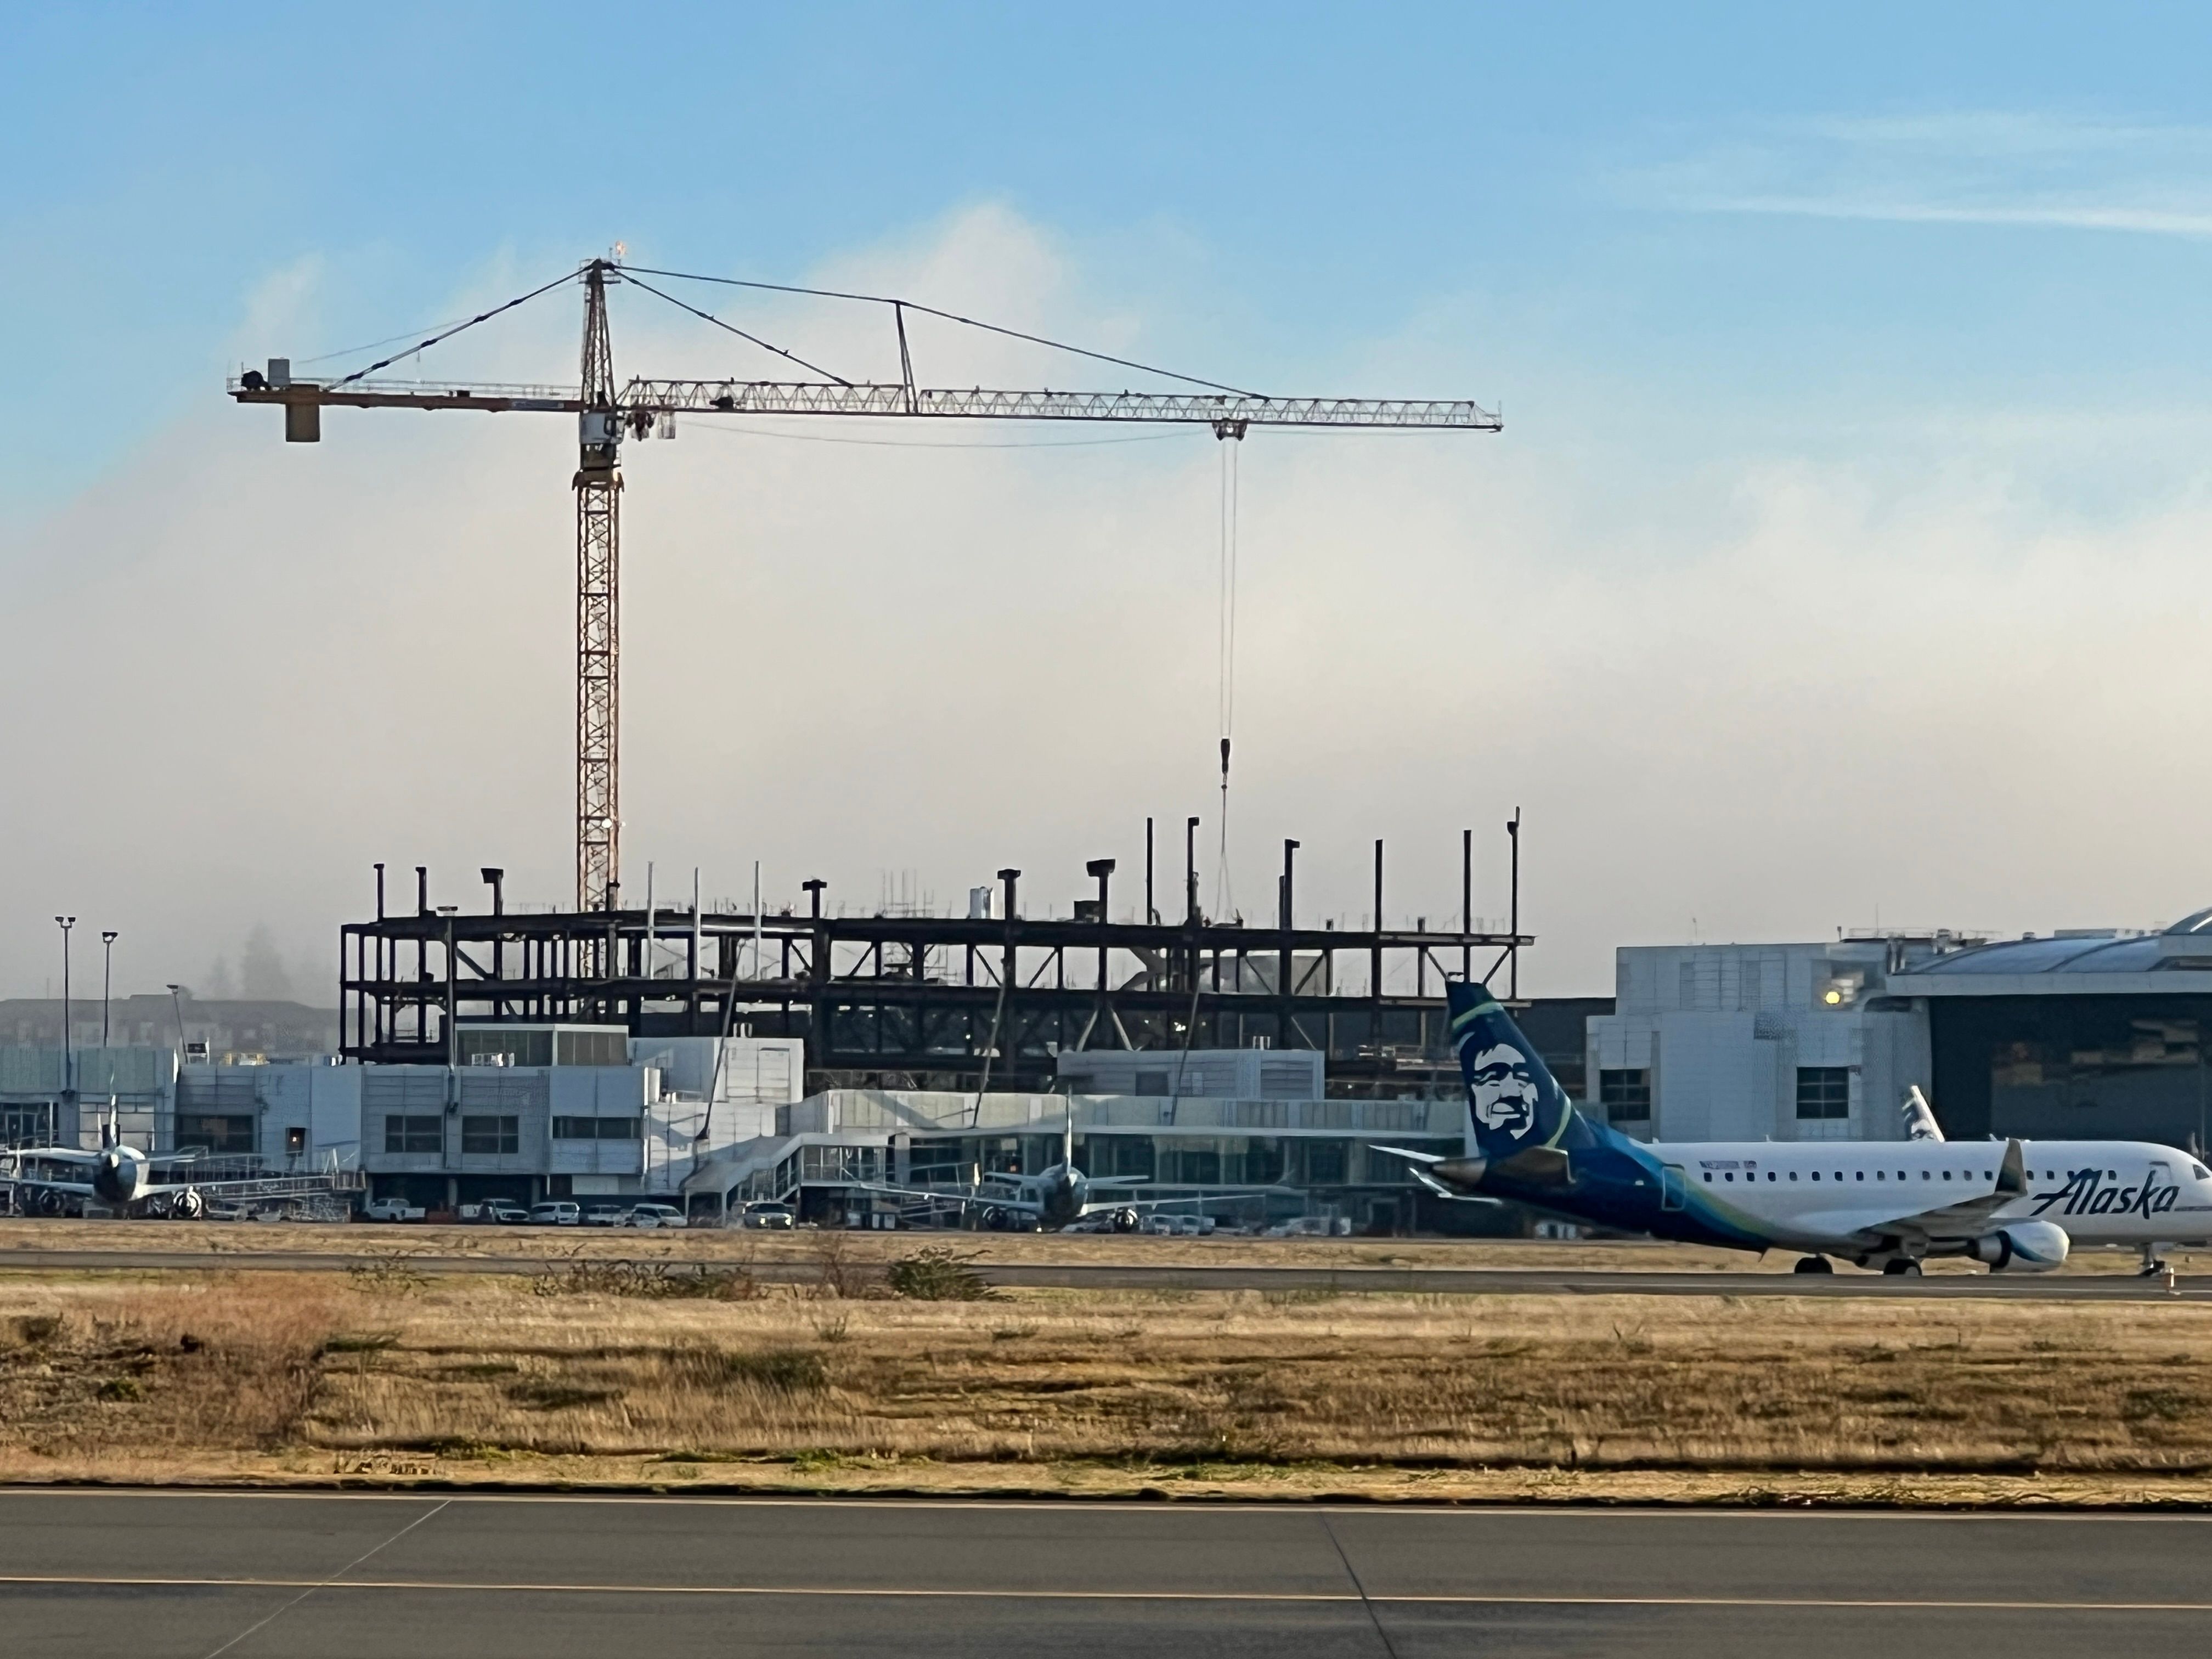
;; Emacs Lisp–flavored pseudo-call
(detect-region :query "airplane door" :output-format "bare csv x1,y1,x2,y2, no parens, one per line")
1661,1165,1687,1212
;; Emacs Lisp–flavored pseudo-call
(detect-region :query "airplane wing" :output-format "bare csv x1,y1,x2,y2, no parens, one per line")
845,1181,1045,1216
1,1146,100,1166
1808,1138,2030,1249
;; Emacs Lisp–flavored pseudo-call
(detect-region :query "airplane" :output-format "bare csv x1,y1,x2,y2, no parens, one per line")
1,1105,264,1219
1377,980,2212,1276
856,1120,1276,1233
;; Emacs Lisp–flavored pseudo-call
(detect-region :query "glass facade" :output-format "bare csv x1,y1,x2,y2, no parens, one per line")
1928,995,2212,1151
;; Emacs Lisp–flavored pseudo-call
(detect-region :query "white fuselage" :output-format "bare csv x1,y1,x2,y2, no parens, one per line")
1654,1137,2212,1251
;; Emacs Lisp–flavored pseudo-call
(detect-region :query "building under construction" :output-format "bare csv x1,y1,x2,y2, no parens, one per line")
342,842,1545,1101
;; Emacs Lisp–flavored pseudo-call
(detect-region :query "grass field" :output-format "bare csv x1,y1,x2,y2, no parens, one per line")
3,1257,2210,1506
3,1217,2201,1274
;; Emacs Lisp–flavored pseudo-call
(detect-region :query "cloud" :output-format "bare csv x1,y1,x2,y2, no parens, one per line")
4,202,2211,1005
1630,110,2212,239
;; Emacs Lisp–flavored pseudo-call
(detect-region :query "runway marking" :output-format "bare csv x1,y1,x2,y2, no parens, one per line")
196,1499,449,1659
4,1488,2210,1523
2,1573,2209,1611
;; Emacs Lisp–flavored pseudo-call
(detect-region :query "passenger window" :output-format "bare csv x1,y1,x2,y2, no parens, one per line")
1855,1171,1864,1181
1921,1171,1931,1180
1767,1172,1776,1182
1788,1171,1798,1182
1725,1172,1735,1182
1942,1171,1952,1181
1812,1171,1821,1182
1703,1173,1712,1183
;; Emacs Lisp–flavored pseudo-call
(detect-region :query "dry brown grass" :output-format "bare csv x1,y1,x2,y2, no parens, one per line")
11,1215,2204,1274
4,1271,2212,1503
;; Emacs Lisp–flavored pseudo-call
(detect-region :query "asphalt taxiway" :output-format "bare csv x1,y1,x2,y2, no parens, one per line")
0,1247,2205,1299
1,1490,2206,1657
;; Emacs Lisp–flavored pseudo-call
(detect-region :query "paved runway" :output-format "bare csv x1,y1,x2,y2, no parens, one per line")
0,1246,2204,1299
2,1491,2207,1656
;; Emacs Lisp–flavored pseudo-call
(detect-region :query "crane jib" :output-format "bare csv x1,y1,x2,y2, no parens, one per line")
229,379,1502,430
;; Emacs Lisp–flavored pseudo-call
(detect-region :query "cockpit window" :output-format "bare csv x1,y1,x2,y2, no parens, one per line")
2194,1164,2210,1181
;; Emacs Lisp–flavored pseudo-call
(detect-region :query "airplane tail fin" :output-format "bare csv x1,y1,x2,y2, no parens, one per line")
101,1102,119,1151
1446,980,1577,1159
1903,1086,1944,1142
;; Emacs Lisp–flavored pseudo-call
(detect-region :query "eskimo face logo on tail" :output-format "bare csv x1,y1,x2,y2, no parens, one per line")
1468,1044,1539,1138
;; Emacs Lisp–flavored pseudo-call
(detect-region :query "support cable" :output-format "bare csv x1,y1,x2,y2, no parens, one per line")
618,273,855,386
326,268,580,388
621,265,1260,397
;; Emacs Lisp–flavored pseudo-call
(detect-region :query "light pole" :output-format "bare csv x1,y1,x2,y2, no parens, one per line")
100,930,118,1049
54,917,76,1123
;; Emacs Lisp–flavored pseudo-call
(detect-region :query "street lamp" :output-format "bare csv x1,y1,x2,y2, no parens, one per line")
166,984,188,1058
100,930,118,1049
54,917,75,1111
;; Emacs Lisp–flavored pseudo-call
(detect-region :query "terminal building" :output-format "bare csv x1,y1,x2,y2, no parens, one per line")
1589,911,2212,1157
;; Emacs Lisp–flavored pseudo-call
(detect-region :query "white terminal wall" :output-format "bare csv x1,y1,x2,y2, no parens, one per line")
1589,943,1932,1142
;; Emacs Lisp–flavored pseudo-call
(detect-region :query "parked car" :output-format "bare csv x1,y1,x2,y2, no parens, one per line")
738,1201,795,1231
459,1200,529,1224
625,1203,686,1230
527,1200,582,1226
362,1198,426,1223
583,1204,630,1227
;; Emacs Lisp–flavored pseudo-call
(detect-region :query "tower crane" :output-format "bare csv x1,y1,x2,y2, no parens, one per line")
231,257,1501,913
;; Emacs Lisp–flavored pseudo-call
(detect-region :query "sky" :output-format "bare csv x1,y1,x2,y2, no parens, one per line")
6,2,2212,1002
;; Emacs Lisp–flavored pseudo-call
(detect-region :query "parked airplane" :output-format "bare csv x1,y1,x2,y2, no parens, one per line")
859,1121,1268,1232
1379,981,2212,1275
1,1107,264,1218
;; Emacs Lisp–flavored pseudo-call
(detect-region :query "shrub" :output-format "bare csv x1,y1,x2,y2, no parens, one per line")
887,1246,996,1301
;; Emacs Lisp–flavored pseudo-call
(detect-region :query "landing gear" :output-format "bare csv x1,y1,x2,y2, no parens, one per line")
1881,1258,1923,1277
1792,1255,1834,1275
2138,1244,2172,1278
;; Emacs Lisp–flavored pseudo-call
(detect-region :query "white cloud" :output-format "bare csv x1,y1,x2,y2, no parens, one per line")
4,202,2210,1004
1631,110,2212,239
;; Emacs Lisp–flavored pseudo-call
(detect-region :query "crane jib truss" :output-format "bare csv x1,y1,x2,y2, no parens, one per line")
229,377,1502,430
229,259,1502,913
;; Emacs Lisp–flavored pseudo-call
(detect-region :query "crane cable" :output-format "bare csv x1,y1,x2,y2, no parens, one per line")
622,264,1262,398
1214,432,1241,921
325,267,581,389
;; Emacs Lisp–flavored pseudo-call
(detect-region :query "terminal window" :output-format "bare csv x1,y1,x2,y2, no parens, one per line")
179,1114,256,1153
1599,1069,1652,1123
383,1115,443,1154
461,1115,520,1155
552,1116,642,1141
1795,1067,1852,1120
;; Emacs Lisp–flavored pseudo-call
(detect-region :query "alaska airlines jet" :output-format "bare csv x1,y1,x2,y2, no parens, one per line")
1379,982,2212,1276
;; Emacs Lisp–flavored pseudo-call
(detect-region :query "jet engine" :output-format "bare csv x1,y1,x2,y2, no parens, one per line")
1963,1220,2069,1273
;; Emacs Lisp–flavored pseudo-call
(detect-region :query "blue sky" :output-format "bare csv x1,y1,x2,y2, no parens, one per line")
14,3,2212,505
9,3,2212,996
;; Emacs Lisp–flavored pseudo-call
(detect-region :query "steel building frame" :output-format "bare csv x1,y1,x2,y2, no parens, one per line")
341,861,1527,1096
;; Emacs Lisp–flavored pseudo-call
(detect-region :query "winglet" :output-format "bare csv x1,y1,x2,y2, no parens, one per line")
1996,1137,2027,1198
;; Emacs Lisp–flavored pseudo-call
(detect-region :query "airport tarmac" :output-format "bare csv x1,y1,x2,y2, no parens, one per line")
0,1245,2204,1299
1,1490,2207,1656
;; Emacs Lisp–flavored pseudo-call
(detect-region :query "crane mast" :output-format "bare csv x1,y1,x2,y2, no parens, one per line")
575,261,620,912
230,259,1501,914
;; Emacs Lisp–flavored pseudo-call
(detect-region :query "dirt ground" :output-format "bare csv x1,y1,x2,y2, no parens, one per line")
0,1217,2198,1274
3,1263,2211,1506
